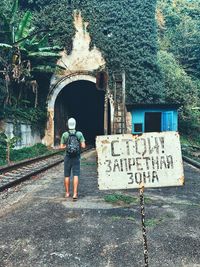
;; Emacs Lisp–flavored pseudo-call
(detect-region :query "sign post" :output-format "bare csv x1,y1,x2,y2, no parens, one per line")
96,132,184,266
140,186,149,267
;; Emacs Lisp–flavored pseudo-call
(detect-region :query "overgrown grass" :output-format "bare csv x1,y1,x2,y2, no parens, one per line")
11,143,50,161
145,218,163,227
0,143,52,166
81,161,96,166
180,134,200,163
112,215,135,222
104,193,155,206
104,193,138,205
180,135,200,147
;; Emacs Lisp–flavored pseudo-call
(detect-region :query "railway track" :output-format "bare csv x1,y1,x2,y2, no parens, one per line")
0,147,92,192
0,145,199,194
181,144,200,169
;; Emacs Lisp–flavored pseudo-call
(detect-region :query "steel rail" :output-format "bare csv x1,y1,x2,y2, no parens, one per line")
0,149,64,174
0,146,93,192
1,146,198,193
183,155,200,169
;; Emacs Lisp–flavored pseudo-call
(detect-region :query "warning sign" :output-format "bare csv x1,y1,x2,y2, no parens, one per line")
96,132,184,190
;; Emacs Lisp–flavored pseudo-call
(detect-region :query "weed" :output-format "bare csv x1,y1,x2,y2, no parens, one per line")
0,143,51,166
111,215,135,222
126,216,135,222
145,218,163,227
111,216,122,220
10,143,50,162
81,162,96,166
104,193,138,205
144,197,154,204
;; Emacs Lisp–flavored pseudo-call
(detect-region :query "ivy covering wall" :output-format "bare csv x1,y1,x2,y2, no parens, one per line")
21,0,163,104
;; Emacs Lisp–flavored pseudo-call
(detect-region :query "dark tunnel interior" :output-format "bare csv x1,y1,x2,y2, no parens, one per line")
54,80,105,146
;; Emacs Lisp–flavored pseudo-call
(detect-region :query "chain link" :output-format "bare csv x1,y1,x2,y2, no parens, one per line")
140,187,149,267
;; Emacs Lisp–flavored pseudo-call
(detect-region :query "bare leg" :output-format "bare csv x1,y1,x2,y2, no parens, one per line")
64,177,70,197
73,176,79,198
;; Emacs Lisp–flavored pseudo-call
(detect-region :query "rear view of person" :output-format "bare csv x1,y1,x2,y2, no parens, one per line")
60,118,85,201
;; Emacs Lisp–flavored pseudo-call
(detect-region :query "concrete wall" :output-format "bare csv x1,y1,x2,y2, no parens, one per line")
126,112,132,134
3,121,41,149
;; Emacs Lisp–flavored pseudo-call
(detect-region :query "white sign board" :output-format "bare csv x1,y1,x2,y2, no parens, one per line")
96,132,184,190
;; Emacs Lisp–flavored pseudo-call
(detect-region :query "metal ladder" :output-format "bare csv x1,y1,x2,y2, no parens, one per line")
113,71,126,134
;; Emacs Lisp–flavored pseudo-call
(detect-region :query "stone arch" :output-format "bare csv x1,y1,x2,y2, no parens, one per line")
48,74,96,110
43,74,114,147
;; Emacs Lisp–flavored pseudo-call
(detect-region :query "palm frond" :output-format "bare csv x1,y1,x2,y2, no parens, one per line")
15,11,33,42
11,0,18,17
10,0,19,25
29,35,38,45
0,43,12,49
0,13,11,43
37,35,49,48
31,65,57,73
28,52,60,57
39,46,62,52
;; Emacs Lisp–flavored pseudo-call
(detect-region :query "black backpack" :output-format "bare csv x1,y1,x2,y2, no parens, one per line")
66,132,80,157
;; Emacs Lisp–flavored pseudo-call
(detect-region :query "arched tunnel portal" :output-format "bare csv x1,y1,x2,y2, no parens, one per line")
54,80,108,146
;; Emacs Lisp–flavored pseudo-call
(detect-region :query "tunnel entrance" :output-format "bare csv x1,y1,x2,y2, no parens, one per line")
54,80,105,146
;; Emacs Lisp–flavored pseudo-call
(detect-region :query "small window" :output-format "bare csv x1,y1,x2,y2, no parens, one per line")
134,123,143,132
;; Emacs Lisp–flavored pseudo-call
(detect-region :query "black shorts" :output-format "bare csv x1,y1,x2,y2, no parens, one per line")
64,155,80,177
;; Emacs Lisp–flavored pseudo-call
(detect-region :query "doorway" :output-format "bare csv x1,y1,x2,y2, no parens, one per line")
145,112,161,132
54,80,105,145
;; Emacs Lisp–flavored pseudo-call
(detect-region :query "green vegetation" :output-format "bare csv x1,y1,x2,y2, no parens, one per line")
181,134,200,162
143,197,154,204
11,143,50,161
0,132,21,165
145,218,163,227
20,0,163,104
104,193,138,205
1,106,47,133
0,0,61,131
157,0,200,142
111,215,135,222
181,135,200,147
0,142,50,166
81,161,96,166
104,193,156,206
157,0,200,80
0,0,199,142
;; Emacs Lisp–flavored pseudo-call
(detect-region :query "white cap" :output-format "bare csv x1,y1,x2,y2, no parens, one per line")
68,118,76,129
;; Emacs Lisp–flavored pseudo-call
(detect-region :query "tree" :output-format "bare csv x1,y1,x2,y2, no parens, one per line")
0,0,62,107
158,50,198,106
157,0,200,79
156,0,200,139
0,132,18,165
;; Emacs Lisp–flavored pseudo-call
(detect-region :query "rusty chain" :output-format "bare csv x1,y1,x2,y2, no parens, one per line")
139,187,149,267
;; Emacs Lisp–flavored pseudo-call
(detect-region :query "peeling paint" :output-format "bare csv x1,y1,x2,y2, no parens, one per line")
43,12,107,147
101,140,110,144
57,12,105,75
179,175,185,185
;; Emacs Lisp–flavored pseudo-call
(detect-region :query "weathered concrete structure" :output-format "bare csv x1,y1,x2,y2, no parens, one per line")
1,120,41,148
43,12,117,147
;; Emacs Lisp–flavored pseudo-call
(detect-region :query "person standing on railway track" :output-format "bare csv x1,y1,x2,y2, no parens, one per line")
60,118,85,201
